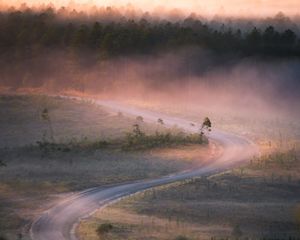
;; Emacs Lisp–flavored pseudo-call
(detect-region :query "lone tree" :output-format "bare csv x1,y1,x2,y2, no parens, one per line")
199,117,212,143
41,108,54,142
200,117,212,135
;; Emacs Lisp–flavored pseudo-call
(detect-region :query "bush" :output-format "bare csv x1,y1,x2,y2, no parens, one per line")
123,125,208,150
136,116,144,122
232,224,243,238
0,160,6,167
96,223,113,236
174,236,191,240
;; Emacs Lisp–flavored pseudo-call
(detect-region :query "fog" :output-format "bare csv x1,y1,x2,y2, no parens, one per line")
1,47,300,123
0,5,299,124
1,4,299,36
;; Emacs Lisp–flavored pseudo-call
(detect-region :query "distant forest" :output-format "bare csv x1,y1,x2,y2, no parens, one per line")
1,9,300,58
0,8,300,89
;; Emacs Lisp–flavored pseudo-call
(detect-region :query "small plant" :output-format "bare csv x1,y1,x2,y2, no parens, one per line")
174,236,191,240
132,124,144,138
96,223,113,236
232,224,243,239
136,116,144,122
41,108,55,142
157,118,164,125
0,160,6,167
123,125,207,150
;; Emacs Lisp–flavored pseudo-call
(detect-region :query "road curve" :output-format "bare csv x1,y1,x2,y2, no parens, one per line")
30,99,258,240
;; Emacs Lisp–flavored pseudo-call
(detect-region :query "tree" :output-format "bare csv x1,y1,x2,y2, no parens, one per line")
262,26,280,53
281,29,297,46
245,27,262,52
41,108,54,142
71,24,90,50
200,117,212,134
199,117,211,143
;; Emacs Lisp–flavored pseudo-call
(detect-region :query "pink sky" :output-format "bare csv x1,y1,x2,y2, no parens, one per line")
2,0,300,16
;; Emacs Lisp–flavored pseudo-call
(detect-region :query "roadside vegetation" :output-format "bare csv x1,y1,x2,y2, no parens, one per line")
78,141,300,239
0,94,210,240
33,125,207,154
78,114,300,240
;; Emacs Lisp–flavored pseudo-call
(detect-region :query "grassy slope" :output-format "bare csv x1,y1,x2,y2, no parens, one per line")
78,146,300,240
0,95,209,240
77,106,300,240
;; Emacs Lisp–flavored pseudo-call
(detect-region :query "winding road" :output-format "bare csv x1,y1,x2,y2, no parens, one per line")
30,99,258,240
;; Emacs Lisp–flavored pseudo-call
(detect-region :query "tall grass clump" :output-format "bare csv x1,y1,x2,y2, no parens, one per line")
123,124,208,150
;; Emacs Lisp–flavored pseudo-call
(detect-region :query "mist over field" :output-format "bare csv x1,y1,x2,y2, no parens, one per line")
1,2,300,240
0,6,299,119
1,48,300,120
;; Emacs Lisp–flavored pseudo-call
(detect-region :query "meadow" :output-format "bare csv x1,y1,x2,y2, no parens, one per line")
77,104,300,240
0,94,210,240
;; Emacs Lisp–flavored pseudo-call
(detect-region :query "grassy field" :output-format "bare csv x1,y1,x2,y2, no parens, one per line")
0,94,210,240
77,103,300,240
78,142,300,240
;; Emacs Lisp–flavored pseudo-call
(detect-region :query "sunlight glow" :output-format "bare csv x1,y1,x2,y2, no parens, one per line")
1,0,300,17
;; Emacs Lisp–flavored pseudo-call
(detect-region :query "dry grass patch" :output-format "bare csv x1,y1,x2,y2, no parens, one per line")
79,145,300,240
0,94,211,239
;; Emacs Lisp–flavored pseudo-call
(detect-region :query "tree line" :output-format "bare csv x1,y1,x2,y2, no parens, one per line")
0,9,300,61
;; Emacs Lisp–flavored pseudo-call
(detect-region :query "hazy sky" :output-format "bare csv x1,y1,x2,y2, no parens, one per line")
2,0,300,16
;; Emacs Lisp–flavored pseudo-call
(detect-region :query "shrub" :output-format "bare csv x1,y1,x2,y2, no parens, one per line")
174,236,191,240
157,118,164,125
232,224,243,238
136,116,144,122
96,223,113,236
123,124,208,150
0,160,6,167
